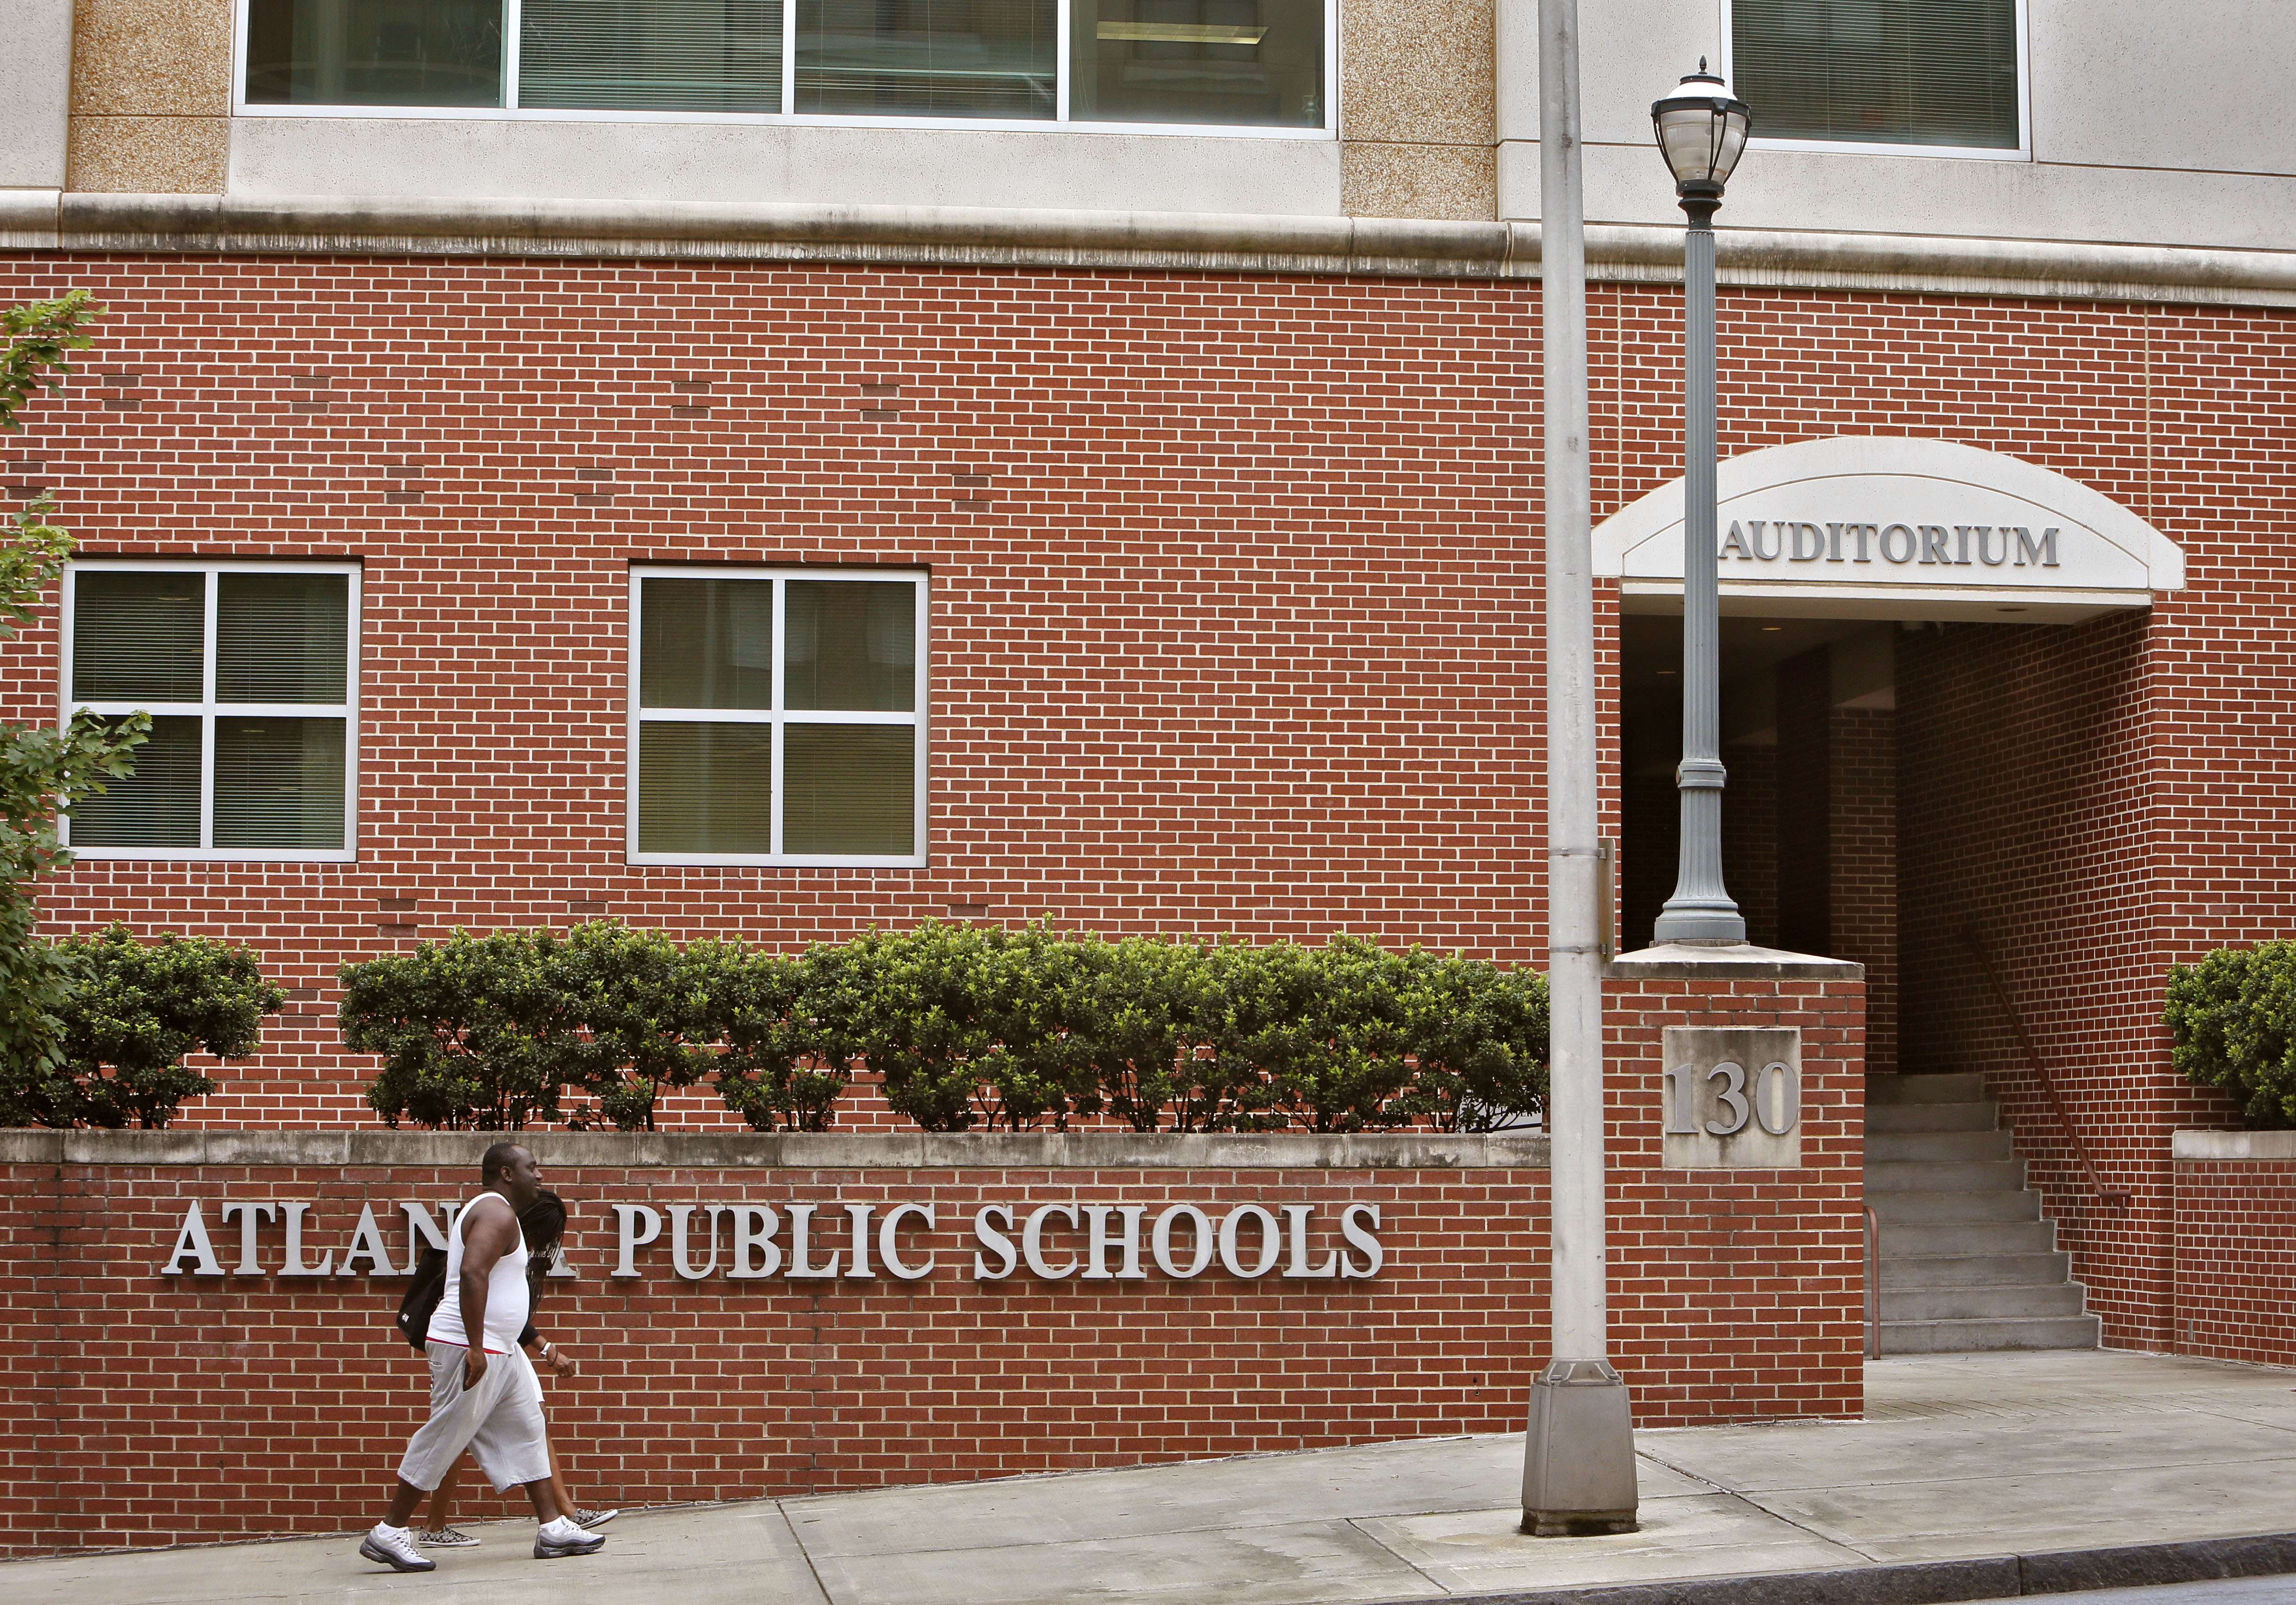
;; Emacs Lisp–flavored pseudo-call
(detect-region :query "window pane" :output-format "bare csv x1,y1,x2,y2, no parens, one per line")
784,723,914,854
797,0,1055,119
244,0,505,107
785,581,916,711
1069,0,1323,128
217,574,350,705
521,0,784,111
639,721,775,853
214,717,348,849
73,572,205,704
1734,0,2019,150
640,578,776,709
69,716,202,848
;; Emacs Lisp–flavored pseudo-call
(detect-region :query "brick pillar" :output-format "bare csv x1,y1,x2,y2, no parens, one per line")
1776,649,1832,955
1603,943,1866,1425
1828,705,1897,1077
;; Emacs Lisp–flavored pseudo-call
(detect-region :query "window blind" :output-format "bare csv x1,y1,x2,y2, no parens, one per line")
639,721,776,853
520,0,784,111
641,577,776,709
784,723,915,854
217,574,349,705
69,716,203,848
796,0,1056,120
785,580,915,711
73,573,206,704
213,717,348,849
1733,0,2019,150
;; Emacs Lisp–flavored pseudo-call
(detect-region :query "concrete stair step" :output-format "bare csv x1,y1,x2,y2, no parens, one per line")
1868,1102,1999,1134
1868,1073,1989,1106
1868,1129,2016,1163
1865,1158,2028,1192
1880,1250,2072,1288
1881,1282,2089,1321
1872,1218,2059,1255
1878,1313,2102,1354
1868,1191,2045,1227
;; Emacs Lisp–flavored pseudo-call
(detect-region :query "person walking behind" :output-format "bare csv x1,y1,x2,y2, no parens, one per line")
359,1143,605,1573
418,1191,617,1546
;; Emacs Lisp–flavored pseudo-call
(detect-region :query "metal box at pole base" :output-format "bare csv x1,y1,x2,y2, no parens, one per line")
1520,1358,1640,1535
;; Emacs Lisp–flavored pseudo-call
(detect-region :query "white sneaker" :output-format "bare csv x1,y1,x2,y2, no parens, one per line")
359,1523,437,1573
534,1516,605,1559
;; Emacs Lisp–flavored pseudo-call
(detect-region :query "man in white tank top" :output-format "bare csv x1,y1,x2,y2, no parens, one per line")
359,1143,606,1572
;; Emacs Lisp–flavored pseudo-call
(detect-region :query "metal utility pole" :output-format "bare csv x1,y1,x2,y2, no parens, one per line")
1520,0,1640,1539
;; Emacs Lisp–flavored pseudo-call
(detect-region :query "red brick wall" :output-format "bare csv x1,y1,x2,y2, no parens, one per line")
1601,966,1866,1424
2173,1158,2296,1367
4,253,2293,1364
1,1128,1861,1553
1894,614,2233,1351
0,253,1550,1129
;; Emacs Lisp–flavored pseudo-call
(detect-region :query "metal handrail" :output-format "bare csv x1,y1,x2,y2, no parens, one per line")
1957,928,2133,1207
1863,1203,1881,1359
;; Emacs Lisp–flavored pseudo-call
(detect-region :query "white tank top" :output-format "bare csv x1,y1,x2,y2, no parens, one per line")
428,1192,530,1355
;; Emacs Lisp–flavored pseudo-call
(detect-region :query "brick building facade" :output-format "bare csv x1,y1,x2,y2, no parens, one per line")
3,0,2293,1557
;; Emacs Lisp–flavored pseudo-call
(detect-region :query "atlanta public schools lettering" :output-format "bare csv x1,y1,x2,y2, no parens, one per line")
161,1198,1387,1284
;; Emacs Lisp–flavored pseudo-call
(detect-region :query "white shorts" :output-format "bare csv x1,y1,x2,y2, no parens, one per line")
396,1342,550,1494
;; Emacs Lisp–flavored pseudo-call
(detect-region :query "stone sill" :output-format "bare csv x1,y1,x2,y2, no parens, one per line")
7,189,2296,306
0,1127,1551,1170
2171,1129,2296,1161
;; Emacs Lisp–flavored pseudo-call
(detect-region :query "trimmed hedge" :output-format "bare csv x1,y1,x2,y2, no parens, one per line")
342,921,1548,1135
0,924,282,1128
2164,941,2296,1129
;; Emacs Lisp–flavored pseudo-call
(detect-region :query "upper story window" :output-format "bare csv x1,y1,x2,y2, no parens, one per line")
240,0,1330,132
630,569,927,867
1730,0,2025,156
62,563,360,861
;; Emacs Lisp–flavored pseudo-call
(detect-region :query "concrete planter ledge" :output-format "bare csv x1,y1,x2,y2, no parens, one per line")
1606,942,1864,982
0,1126,1551,1171
2172,1128,2296,1160
7,189,2296,306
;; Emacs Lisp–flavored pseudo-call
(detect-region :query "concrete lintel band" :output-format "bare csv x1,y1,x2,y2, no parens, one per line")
0,1127,1552,1171
7,189,2296,308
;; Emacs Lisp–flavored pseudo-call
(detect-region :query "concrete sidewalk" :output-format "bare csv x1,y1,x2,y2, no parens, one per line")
8,1350,2296,1605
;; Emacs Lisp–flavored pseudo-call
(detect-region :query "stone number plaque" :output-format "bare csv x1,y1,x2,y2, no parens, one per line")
1660,1026,1804,1169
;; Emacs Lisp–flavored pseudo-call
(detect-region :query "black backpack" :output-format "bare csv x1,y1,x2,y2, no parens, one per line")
396,1246,449,1351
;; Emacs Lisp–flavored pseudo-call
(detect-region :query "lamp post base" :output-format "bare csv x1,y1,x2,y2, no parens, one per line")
1519,1358,1640,1536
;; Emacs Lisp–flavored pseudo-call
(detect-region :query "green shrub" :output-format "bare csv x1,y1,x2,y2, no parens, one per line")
1402,951,1550,1132
2164,942,2296,1129
342,920,1549,1136
0,924,281,1128
343,929,575,1131
549,921,718,1131
709,943,853,1133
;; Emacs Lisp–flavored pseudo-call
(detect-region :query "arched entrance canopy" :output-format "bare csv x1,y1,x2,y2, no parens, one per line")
1593,437,2186,622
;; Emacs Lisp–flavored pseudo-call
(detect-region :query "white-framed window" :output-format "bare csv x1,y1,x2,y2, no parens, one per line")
629,567,928,867
60,561,361,862
234,1,1334,138
1725,0,2029,161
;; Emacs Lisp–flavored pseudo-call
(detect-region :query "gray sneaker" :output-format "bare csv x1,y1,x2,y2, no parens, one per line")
574,1508,619,1530
417,1525,480,1548
360,1524,437,1573
534,1517,605,1559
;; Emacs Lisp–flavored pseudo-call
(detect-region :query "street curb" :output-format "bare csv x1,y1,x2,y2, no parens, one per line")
1406,1529,2296,1605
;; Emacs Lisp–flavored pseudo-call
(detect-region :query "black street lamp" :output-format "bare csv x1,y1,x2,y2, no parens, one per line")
1650,62,1753,946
